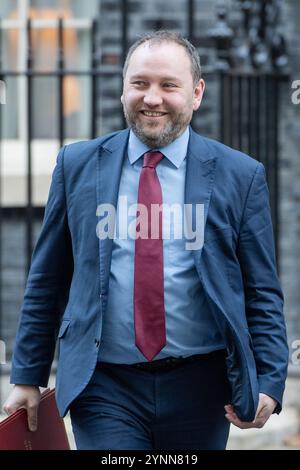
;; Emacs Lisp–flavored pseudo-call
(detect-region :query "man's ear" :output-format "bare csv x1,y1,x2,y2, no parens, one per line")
193,79,205,111
120,95,124,104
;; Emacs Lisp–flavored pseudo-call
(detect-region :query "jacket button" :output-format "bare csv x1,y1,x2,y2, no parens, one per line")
94,339,100,348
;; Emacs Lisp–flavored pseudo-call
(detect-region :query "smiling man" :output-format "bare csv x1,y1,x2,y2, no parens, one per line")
121,39,204,148
4,31,288,450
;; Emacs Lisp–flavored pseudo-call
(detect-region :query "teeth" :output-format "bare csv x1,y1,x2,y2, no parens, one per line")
142,111,165,117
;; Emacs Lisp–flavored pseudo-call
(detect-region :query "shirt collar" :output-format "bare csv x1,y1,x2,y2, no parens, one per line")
128,126,190,169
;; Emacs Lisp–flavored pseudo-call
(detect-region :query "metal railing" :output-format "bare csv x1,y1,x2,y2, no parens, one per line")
219,71,288,258
0,16,111,399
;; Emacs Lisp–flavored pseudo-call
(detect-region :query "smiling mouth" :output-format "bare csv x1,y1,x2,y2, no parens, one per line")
140,111,167,117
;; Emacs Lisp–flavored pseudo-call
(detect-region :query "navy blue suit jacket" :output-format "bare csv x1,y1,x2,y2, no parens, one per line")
11,128,289,421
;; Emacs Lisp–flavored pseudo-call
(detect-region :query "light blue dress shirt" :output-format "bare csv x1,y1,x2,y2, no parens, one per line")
98,127,225,363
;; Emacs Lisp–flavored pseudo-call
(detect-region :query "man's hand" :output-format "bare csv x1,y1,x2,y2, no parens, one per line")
224,393,277,429
3,385,41,432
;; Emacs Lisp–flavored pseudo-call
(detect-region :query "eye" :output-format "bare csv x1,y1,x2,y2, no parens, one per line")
132,81,147,87
163,83,177,88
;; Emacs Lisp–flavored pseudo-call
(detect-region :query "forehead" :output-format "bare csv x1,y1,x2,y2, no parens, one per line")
126,42,193,79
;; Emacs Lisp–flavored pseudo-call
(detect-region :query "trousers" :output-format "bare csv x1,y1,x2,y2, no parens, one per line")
69,349,231,450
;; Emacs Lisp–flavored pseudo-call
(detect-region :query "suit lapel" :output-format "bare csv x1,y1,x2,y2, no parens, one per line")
96,129,130,295
96,127,216,292
185,128,217,266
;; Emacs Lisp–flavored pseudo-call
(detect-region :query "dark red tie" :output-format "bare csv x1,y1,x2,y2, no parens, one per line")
134,151,166,361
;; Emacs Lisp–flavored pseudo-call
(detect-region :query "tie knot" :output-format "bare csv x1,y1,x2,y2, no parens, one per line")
143,151,164,169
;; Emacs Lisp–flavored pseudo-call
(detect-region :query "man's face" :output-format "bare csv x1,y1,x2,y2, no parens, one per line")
121,41,205,148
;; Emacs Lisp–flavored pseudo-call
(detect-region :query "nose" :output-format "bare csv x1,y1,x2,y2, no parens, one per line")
143,87,163,107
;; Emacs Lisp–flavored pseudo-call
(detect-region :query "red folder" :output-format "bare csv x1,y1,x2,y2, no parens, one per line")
0,388,70,450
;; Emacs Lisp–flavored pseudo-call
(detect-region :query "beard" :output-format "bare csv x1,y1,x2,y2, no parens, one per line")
123,105,193,148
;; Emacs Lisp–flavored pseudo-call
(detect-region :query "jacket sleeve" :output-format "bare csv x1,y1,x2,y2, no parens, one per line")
10,146,74,387
237,162,289,413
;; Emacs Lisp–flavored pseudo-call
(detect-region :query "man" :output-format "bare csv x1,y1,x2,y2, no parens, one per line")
4,31,288,450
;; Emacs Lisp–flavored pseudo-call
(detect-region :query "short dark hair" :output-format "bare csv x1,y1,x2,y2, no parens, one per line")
123,30,202,86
